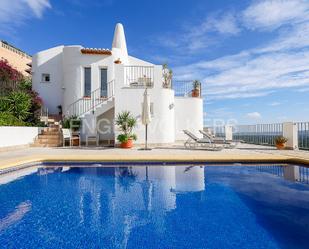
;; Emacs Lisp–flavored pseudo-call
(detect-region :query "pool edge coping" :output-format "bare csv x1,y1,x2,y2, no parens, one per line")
1,154,309,174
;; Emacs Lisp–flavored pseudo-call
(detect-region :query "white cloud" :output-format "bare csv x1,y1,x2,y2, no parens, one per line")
295,87,309,92
174,49,309,100
269,102,281,106
0,0,51,35
25,0,51,18
172,2,309,101
258,22,309,53
199,13,240,35
246,112,262,119
242,0,309,31
156,12,240,53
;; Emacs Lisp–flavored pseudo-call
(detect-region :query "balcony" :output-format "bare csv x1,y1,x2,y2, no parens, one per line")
122,66,201,97
124,66,154,88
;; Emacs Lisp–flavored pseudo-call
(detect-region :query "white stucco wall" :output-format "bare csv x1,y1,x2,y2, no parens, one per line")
0,127,40,148
32,45,117,116
174,97,204,140
97,108,115,141
114,65,175,144
62,46,115,114
31,23,204,145
32,46,64,114
128,56,153,66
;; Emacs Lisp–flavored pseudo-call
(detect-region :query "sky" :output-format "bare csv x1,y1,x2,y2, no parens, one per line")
1,0,309,126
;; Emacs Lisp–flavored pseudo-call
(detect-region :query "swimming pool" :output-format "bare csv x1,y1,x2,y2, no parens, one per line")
0,164,308,249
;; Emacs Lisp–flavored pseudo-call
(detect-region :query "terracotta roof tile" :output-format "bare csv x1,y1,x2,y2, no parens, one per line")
81,48,112,55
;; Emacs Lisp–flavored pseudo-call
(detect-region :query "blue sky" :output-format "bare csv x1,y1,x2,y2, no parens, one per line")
1,0,309,125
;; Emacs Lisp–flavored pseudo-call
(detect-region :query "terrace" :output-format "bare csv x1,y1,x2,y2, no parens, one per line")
122,65,202,97
1,141,309,174
208,121,309,150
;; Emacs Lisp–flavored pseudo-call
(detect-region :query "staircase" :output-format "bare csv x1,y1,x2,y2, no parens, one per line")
32,124,63,147
66,80,115,118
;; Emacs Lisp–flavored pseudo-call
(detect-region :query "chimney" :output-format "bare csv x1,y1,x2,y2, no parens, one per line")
112,23,128,57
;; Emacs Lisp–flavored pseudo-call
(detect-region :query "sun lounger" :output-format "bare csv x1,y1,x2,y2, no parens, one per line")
183,130,223,150
199,130,237,148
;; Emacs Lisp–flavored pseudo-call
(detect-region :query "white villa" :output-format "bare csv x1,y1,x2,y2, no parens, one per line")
32,23,203,144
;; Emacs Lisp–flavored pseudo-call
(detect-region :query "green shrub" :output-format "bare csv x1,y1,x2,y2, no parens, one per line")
117,133,137,143
115,111,137,143
18,78,32,91
2,91,31,120
0,112,27,126
62,116,82,131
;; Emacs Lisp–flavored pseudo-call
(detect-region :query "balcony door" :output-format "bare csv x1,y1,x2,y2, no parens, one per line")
100,68,108,97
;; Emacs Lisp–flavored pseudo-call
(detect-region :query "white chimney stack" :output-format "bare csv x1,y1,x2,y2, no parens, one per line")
112,23,128,58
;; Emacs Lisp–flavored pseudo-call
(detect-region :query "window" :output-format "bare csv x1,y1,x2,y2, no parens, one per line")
100,68,108,97
41,74,50,83
84,67,91,97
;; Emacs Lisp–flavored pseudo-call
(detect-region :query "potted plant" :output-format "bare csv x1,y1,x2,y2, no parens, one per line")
116,111,137,148
162,64,173,88
192,80,201,97
275,136,288,150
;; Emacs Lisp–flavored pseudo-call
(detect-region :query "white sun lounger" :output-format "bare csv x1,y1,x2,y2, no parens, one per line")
183,130,223,150
199,130,237,148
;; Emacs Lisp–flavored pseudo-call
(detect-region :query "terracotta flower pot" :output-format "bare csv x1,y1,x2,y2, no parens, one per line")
276,143,285,150
192,89,200,97
120,139,133,149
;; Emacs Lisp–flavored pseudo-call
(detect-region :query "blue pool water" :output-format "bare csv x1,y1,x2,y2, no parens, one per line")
0,164,309,249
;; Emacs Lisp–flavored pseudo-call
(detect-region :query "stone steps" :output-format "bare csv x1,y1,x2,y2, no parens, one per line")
41,130,60,135
31,143,62,147
36,137,61,143
32,122,62,147
38,134,61,139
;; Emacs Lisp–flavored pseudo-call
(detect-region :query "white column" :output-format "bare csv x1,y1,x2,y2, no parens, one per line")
282,122,298,150
225,125,233,141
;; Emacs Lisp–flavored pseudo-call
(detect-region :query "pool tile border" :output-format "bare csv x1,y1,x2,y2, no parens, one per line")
1,153,309,175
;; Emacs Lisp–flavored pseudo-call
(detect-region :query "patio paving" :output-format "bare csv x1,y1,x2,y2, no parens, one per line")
1,143,309,171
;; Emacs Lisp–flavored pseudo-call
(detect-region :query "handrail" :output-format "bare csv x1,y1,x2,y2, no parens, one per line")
65,79,115,117
40,106,49,125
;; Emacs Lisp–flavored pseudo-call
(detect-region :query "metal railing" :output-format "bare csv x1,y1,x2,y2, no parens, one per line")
124,66,154,88
40,106,49,124
255,165,284,177
233,123,283,146
214,127,225,138
256,165,309,185
206,122,309,150
66,80,114,117
297,122,309,150
173,80,202,97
